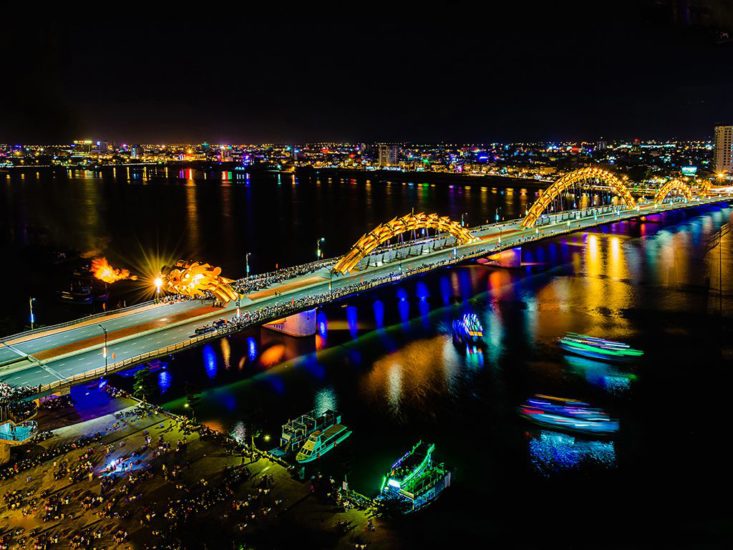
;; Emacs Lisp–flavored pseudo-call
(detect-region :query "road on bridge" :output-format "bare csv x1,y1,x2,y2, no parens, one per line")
0,196,728,390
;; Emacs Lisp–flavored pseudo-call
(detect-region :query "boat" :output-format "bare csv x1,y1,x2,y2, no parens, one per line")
558,332,643,363
452,313,485,350
377,441,451,514
295,422,352,463
519,394,619,435
277,409,341,456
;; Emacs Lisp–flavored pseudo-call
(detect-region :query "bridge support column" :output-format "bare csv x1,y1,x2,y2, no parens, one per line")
263,309,317,337
0,443,9,464
487,247,522,268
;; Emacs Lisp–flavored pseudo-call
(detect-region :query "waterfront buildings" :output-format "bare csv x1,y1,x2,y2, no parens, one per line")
714,125,733,175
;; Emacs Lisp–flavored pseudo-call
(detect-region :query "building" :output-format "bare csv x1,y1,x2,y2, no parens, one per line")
714,125,733,174
378,143,399,167
130,144,144,159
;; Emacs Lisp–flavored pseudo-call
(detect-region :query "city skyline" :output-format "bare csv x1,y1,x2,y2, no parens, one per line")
3,3,733,143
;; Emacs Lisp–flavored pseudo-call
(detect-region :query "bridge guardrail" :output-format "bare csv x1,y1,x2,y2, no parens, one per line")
31,195,732,394
1,299,157,343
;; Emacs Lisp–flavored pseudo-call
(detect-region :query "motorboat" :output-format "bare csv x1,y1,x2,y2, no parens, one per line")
559,333,643,363
519,394,619,435
452,313,485,350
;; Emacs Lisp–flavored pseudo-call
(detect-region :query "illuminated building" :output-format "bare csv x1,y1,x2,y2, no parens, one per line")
714,125,733,174
130,144,144,159
378,143,399,167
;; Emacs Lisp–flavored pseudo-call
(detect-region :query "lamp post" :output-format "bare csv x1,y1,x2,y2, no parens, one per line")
316,237,325,260
154,276,163,303
98,324,108,375
28,297,36,329
245,252,252,277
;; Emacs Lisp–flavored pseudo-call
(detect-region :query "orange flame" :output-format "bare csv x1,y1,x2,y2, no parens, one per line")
91,257,138,284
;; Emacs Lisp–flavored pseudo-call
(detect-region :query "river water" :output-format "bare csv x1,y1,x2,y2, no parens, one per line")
3,168,733,545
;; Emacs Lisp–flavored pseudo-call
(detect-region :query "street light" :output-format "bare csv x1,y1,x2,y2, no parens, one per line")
154,276,163,303
245,252,252,277
98,324,108,375
28,297,36,329
316,237,325,260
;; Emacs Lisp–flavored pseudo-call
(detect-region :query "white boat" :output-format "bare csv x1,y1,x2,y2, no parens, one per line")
295,423,352,463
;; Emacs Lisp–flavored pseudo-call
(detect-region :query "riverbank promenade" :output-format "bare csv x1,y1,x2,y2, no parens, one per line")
0,389,392,549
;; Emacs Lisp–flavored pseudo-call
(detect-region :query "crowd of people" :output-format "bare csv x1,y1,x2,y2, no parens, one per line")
232,258,336,295
0,381,381,549
0,383,40,407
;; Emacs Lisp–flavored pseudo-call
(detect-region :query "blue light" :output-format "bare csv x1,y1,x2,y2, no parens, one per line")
317,310,328,336
440,276,451,305
202,344,218,379
157,370,171,394
346,305,359,338
373,300,385,329
397,288,410,324
247,337,257,362
416,281,429,301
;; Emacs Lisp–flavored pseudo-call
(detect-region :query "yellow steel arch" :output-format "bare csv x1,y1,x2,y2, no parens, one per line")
521,167,636,228
654,179,693,204
332,212,477,275
694,179,711,196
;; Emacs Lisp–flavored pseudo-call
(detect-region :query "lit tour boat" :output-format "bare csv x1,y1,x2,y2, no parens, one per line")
452,313,486,350
558,332,643,363
275,409,341,456
519,394,619,435
295,421,352,463
377,441,451,514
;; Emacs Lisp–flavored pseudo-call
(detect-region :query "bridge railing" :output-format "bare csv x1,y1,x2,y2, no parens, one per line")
1,299,157,344
29,194,733,394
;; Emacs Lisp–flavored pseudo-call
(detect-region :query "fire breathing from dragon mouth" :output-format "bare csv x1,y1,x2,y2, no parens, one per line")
91,257,138,284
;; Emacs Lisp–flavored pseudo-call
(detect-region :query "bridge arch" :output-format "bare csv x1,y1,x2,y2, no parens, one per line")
654,179,693,204
332,212,477,275
694,179,711,196
521,167,636,228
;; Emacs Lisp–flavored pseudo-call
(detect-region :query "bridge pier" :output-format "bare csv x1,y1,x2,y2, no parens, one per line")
0,443,9,464
263,308,318,337
486,247,522,267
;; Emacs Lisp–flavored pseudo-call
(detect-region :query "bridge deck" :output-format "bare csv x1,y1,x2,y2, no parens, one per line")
0,196,729,392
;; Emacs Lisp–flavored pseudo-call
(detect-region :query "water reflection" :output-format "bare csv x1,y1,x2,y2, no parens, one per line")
363,336,462,419
315,386,337,415
528,430,617,477
564,355,636,395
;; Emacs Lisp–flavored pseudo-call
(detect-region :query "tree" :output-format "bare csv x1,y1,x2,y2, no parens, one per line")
132,366,154,401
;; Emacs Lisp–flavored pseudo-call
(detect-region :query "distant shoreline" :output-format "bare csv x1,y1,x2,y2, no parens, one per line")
1,163,550,189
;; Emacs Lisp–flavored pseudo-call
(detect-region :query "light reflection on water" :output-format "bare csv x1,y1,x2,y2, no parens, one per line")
141,203,733,539
528,430,617,477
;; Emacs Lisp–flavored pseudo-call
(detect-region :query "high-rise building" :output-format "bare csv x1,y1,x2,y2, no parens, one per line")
714,125,733,174
377,143,399,167
130,144,144,159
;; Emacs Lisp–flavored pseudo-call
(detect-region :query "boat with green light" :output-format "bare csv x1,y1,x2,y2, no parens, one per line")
295,422,352,463
558,332,643,363
377,441,451,514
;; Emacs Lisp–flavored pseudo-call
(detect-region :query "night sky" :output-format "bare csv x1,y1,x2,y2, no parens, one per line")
2,2,733,143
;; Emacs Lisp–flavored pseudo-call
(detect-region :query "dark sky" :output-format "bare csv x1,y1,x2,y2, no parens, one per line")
2,2,733,143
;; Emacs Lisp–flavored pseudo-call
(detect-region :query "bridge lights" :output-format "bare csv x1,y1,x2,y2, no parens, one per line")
245,252,252,277
98,324,108,375
316,237,325,260
28,297,36,329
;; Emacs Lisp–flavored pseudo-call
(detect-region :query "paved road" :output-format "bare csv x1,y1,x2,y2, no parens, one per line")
1,197,729,390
